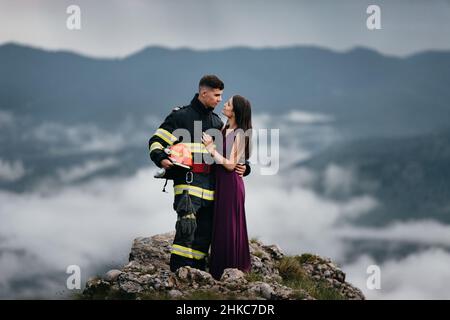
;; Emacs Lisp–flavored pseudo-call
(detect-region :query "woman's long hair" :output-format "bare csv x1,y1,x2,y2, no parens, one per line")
225,95,252,160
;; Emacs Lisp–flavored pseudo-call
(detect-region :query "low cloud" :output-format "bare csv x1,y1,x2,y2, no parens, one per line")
336,220,450,247
1,113,450,299
31,122,127,154
246,161,450,299
249,113,340,173
337,195,379,219
57,158,119,183
0,161,378,298
323,163,357,197
0,111,14,128
27,116,151,155
1,151,450,299
0,159,26,182
245,165,378,259
344,248,450,299
0,168,174,298
283,110,334,124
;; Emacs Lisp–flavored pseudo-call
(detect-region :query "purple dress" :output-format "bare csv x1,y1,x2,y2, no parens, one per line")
209,130,251,280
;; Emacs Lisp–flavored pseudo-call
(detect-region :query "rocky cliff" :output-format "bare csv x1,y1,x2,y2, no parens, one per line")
82,232,365,300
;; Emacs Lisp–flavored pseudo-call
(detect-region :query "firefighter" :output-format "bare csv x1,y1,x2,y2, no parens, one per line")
148,75,250,272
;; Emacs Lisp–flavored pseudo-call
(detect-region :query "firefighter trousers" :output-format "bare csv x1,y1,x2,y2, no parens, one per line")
170,204,214,272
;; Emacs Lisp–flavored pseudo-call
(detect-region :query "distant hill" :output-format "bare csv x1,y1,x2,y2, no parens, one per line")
296,127,450,226
1,43,450,138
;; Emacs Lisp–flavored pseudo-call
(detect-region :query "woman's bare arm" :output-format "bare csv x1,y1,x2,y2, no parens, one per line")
202,132,245,172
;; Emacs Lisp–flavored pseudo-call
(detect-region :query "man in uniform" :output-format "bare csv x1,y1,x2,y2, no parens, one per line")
148,75,250,272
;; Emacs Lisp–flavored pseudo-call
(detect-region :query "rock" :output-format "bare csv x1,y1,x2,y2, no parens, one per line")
84,277,111,297
117,273,145,294
259,283,274,299
82,232,365,300
176,266,215,287
104,269,122,282
246,281,297,300
323,270,332,278
248,241,280,278
119,280,143,294
263,244,284,260
220,268,246,283
262,274,283,283
299,253,364,300
270,282,301,300
128,232,174,270
220,268,247,290
168,289,183,299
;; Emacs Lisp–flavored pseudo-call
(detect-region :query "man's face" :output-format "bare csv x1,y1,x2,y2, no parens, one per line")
200,87,223,108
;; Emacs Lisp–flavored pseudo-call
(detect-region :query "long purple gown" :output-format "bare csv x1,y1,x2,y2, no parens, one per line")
209,130,251,280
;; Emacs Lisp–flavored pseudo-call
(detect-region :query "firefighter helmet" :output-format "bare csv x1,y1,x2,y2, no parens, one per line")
165,143,192,169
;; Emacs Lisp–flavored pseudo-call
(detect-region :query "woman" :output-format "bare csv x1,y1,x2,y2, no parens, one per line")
201,95,252,280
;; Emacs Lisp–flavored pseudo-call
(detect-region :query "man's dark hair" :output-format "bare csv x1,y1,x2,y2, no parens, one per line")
199,75,224,90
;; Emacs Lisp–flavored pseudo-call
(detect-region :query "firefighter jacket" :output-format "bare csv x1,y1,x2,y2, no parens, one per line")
148,94,225,212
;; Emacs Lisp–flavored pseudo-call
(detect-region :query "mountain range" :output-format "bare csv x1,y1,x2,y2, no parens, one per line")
1,43,450,139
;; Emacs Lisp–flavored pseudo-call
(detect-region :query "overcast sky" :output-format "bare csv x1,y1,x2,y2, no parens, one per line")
1,0,450,58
